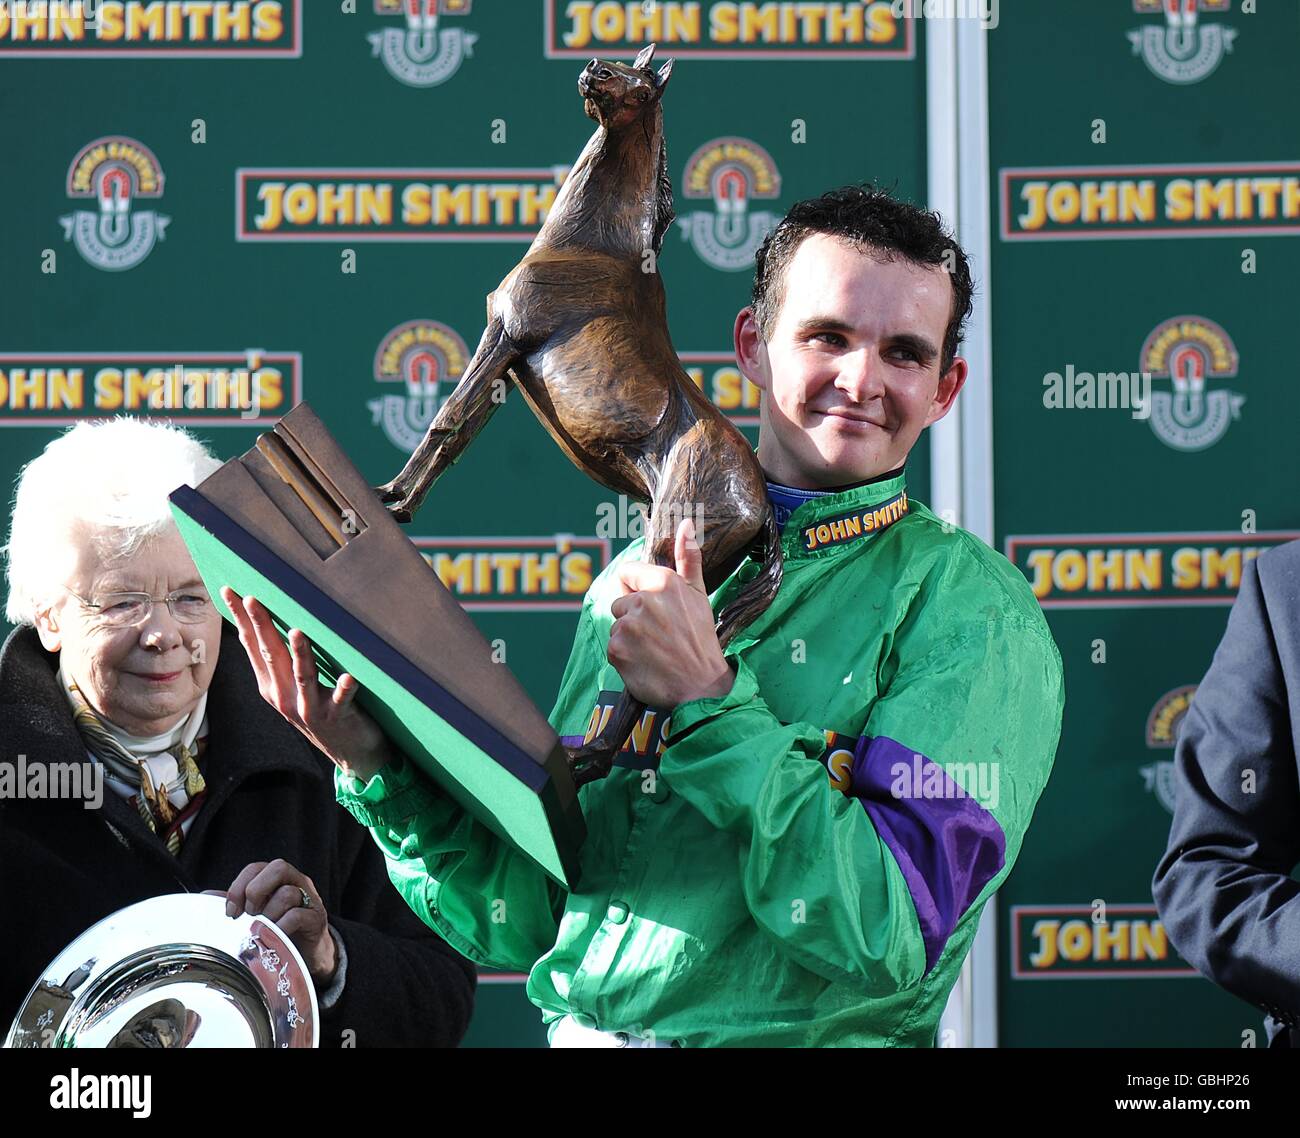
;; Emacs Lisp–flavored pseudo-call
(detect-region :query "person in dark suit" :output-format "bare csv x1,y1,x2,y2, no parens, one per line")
1152,538,1300,1049
0,417,475,1046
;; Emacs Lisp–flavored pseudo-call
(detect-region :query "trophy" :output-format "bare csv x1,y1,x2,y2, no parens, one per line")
375,44,784,785
6,895,317,1048
170,45,784,891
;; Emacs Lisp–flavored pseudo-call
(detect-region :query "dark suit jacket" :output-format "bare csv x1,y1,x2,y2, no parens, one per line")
1152,539,1300,1048
0,622,476,1046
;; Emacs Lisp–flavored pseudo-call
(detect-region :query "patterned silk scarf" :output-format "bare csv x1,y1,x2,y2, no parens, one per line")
62,678,208,856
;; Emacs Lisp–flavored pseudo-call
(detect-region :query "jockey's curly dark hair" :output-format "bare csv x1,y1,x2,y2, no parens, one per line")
750,183,975,376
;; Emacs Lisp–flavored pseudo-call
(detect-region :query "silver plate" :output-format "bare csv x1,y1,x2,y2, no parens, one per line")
5,893,319,1048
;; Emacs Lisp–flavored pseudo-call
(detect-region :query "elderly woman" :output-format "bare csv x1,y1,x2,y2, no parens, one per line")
0,417,475,1046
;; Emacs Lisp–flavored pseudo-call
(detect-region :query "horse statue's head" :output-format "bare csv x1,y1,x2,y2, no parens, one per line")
577,43,674,131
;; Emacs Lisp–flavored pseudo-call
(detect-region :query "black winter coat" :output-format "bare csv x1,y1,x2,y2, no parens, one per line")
0,623,476,1047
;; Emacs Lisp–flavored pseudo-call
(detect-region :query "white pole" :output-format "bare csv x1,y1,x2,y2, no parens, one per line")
926,9,972,1052
931,9,999,1049
960,12,999,1050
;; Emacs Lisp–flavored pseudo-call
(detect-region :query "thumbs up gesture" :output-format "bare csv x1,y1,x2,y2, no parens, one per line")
608,518,736,709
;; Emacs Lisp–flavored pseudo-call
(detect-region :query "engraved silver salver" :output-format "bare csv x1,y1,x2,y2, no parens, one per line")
6,893,319,1048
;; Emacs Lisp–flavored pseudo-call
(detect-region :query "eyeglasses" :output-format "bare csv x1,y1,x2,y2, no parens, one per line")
66,587,215,627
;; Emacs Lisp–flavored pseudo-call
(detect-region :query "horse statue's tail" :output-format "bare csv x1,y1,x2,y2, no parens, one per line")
714,505,784,650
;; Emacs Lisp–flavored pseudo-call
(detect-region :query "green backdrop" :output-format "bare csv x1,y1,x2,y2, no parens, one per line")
7,0,1289,1050
15,0,1287,1050
990,0,1300,1048
0,0,928,1047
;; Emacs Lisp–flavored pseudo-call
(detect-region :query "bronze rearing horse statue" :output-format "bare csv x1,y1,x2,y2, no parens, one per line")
377,43,783,786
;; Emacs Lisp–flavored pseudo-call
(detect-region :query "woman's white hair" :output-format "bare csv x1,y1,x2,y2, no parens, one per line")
3,418,223,626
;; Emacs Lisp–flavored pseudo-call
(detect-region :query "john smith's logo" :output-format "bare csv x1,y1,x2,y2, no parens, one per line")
1141,315,1243,452
367,319,469,452
1128,0,1236,85
677,137,782,272
59,136,169,271
369,0,477,87
1140,685,1195,815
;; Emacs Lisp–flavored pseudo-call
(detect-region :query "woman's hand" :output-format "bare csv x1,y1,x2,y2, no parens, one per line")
220,587,391,783
221,859,337,986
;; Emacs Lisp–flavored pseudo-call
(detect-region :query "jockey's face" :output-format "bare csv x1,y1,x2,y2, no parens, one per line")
736,232,967,489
